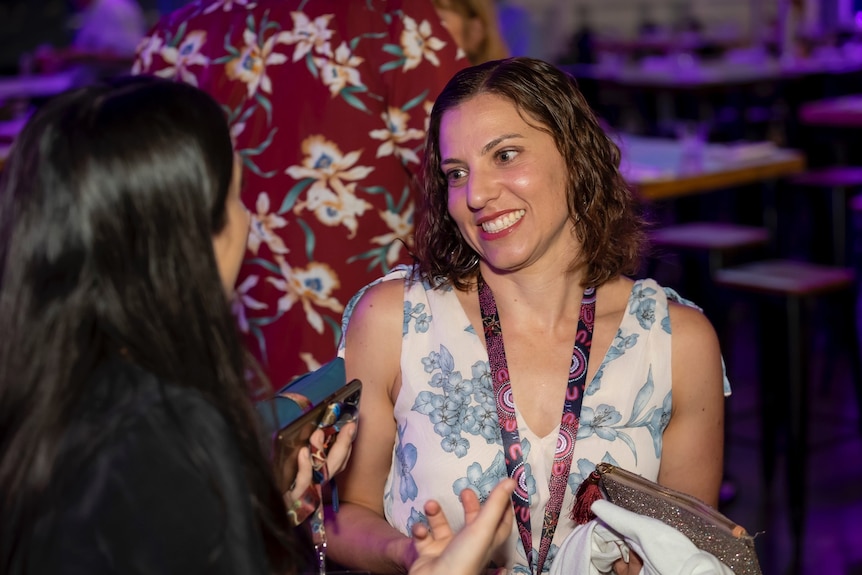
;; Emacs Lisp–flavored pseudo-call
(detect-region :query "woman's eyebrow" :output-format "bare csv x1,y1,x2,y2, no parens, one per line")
440,133,524,167
481,133,522,155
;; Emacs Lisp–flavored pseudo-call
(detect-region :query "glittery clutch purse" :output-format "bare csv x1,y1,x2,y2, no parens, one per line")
571,463,762,575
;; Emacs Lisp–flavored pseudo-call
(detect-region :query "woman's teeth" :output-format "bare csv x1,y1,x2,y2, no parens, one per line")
482,209,525,233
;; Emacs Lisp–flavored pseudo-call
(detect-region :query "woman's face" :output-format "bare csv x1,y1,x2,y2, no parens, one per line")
213,154,250,295
440,93,575,274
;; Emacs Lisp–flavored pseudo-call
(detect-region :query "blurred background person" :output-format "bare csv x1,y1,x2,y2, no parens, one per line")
68,0,146,60
433,0,510,64
33,0,147,81
132,0,508,388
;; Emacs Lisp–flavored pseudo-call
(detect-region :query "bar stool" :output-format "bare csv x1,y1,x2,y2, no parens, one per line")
787,166,862,266
648,221,771,296
648,222,771,342
713,259,861,575
649,222,771,275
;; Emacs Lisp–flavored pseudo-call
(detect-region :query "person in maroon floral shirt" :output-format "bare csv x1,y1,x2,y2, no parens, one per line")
133,0,469,387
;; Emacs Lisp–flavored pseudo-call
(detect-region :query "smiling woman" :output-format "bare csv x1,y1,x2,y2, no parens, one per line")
439,93,571,274
325,57,730,575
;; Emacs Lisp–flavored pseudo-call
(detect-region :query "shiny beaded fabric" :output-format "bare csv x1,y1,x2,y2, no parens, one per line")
593,463,762,575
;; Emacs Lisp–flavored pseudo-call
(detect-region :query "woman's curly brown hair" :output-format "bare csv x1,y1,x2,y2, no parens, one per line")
412,57,647,290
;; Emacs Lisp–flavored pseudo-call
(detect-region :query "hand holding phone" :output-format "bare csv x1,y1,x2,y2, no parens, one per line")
272,378,362,493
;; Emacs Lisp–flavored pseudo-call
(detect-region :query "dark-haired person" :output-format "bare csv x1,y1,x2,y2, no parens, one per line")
326,57,730,575
0,75,517,575
0,75,347,574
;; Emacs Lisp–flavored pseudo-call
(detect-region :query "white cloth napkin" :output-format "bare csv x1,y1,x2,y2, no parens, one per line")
550,500,735,575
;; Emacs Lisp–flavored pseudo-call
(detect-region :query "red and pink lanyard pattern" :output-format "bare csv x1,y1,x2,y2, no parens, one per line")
478,278,595,575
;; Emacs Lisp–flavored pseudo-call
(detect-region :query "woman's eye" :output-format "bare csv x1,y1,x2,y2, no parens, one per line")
446,168,467,184
497,149,518,163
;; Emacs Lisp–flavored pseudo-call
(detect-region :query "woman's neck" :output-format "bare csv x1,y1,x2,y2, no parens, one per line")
478,265,587,332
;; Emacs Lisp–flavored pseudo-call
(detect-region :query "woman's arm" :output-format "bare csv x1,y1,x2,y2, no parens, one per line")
657,301,725,507
325,280,417,573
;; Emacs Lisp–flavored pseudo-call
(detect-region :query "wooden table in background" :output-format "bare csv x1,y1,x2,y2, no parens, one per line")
616,134,806,200
565,55,862,93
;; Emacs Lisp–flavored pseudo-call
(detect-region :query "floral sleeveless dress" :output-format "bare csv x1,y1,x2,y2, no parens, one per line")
338,265,730,574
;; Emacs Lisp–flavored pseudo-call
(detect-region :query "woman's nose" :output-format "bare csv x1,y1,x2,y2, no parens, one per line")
465,170,500,210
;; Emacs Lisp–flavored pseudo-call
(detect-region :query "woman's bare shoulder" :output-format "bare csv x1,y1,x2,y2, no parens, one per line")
596,275,635,316
667,298,716,339
347,278,406,331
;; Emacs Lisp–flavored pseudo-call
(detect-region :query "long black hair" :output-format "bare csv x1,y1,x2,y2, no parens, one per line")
0,76,299,572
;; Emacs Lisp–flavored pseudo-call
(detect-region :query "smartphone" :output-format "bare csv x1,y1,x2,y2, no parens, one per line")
271,378,362,492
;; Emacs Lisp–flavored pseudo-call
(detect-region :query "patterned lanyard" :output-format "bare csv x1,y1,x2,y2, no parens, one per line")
478,278,595,575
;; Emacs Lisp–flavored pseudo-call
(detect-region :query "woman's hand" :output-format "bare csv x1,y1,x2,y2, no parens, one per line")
284,421,358,515
316,420,357,478
408,478,515,575
612,551,644,575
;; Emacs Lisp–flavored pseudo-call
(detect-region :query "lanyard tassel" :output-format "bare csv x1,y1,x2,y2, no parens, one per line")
570,469,602,524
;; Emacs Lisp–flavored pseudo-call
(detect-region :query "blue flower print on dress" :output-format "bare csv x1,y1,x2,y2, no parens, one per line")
441,433,470,457
578,366,670,464
413,347,501,457
513,541,560,574
645,388,672,458
513,557,532,574
452,451,508,502
587,329,639,396
452,441,533,511
586,362,605,396
625,367,670,459
406,507,429,534
395,423,418,502
404,300,431,334
630,290,658,330
470,361,495,407
566,452,621,494
543,543,559,573
462,401,499,443
420,345,454,378
661,311,671,334
630,282,657,313
578,404,623,441
430,395,463,436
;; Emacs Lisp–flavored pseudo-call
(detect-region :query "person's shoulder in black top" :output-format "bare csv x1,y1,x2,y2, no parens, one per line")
26,357,271,575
